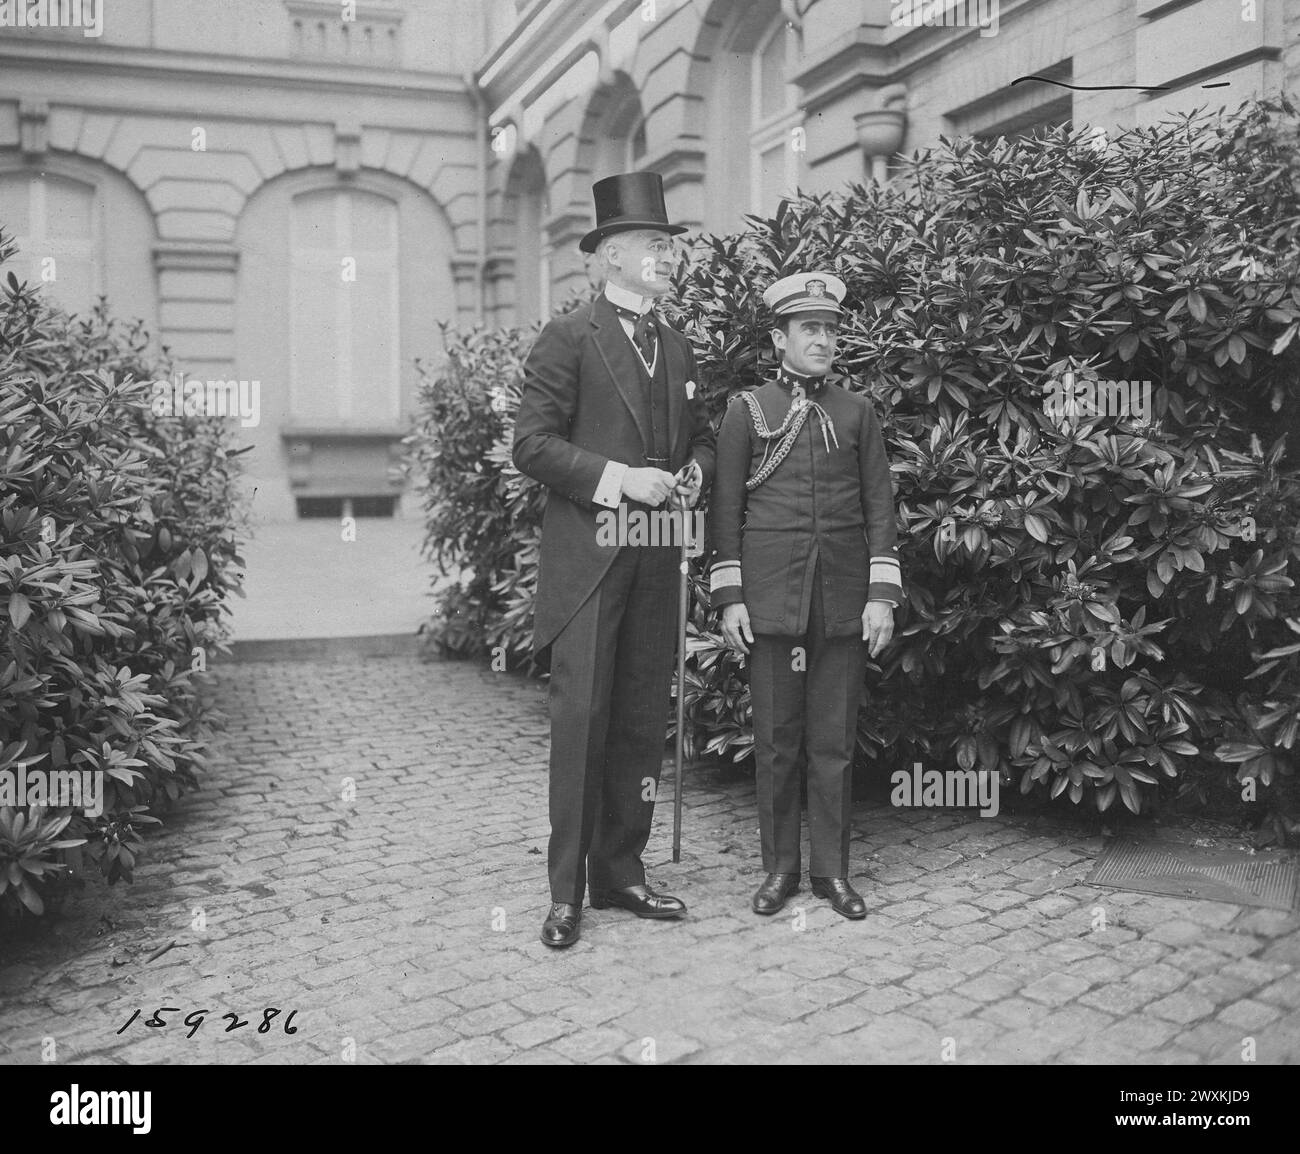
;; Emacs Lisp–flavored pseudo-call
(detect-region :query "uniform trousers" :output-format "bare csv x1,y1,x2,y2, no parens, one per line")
748,562,868,878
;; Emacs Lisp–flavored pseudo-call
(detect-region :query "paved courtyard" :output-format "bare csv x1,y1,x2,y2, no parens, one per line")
1,655,1298,1065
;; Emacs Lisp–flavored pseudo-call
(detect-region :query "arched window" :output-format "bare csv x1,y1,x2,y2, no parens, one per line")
702,2,803,232
0,172,100,316
289,187,400,423
581,77,644,187
504,149,549,324
749,14,800,215
597,86,644,176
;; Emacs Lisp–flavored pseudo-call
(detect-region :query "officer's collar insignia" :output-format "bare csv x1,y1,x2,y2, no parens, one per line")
778,367,826,394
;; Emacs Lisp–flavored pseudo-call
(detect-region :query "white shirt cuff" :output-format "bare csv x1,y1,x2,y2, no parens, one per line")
593,460,627,508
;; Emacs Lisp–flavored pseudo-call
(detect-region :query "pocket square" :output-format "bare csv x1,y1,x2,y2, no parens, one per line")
685,379,696,399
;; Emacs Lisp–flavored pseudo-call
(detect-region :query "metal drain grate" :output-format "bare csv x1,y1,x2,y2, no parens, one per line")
1087,839,1299,911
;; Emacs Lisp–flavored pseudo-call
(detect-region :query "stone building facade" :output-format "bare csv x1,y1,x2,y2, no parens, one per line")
0,0,484,521
2,0,1295,520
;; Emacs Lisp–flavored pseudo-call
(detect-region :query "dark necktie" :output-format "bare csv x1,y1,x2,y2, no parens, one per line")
613,301,658,365
633,311,658,365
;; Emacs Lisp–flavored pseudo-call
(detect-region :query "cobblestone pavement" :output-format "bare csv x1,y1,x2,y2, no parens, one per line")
2,656,1298,1065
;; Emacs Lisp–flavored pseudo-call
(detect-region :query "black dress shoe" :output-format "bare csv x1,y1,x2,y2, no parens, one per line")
752,872,800,915
588,884,686,919
541,902,581,947
810,876,866,920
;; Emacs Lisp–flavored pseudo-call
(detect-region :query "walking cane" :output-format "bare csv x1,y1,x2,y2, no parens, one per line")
673,515,689,863
670,469,697,864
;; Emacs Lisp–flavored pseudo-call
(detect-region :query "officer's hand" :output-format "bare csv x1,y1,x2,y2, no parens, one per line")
862,601,895,659
622,467,678,507
668,460,703,510
720,603,753,655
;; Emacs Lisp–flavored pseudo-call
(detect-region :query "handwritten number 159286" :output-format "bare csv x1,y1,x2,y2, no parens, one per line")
117,1007,298,1039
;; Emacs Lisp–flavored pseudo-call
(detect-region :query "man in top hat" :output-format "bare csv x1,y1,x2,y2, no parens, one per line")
513,171,716,948
708,271,902,919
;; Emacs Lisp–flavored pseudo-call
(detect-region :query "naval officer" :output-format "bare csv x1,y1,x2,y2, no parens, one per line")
708,271,902,919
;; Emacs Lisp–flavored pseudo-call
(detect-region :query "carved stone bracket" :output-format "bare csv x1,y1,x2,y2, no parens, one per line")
19,100,48,158
335,118,362,177
286,437,313,491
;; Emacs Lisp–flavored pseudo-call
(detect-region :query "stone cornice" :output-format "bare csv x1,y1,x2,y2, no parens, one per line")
792,26,893,95
475,0,564,88
0,40,467,101
474,0,648,114
477,0,639,97
283,0,402,27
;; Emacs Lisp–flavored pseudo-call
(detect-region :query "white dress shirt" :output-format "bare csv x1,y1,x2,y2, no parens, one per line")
593,282,659,508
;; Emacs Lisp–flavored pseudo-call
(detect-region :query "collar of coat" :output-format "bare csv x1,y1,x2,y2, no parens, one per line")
775,366,828,393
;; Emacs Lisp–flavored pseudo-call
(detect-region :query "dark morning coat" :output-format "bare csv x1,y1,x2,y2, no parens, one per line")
512,294,716,655
709,375,902,636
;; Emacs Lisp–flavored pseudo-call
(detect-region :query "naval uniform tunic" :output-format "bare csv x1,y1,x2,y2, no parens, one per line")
709,374,903,628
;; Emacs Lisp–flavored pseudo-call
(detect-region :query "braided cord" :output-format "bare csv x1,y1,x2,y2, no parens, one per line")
738,391,813,491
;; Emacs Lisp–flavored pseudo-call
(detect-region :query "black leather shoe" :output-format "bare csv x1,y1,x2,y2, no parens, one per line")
810,876,866,920
752,872,800,915
588,884,686,919
540,902,581,947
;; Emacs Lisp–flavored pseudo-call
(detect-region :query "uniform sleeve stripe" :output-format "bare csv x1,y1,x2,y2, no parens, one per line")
870,559,902,584
710,564,742,592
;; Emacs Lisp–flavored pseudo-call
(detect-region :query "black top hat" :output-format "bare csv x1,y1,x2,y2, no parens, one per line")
579,171,687,254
